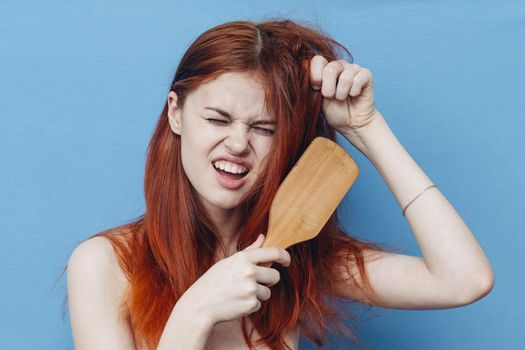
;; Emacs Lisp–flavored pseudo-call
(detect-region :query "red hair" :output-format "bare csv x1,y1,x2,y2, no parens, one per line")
62,19,396,349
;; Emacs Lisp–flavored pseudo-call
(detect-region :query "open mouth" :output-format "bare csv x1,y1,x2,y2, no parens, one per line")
212,161,250,180
213,166,249,180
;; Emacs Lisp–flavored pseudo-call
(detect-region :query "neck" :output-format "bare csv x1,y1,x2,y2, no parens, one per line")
206,205,241,251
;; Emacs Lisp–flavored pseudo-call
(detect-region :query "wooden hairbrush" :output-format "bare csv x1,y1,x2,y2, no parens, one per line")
260,136,359,267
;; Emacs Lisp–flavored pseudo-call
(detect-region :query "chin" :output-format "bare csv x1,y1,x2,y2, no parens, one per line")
212,197,242,210
199,192,243,211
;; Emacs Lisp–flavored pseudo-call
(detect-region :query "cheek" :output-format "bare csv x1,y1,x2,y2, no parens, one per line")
187,120,222,144
180,127,217,173
181,121,211,149
179,141,193,179
179,132,202,173
256,137,274,155
253,139,274,169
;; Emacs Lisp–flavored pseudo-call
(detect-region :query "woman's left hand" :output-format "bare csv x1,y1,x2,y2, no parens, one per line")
309,55,380,136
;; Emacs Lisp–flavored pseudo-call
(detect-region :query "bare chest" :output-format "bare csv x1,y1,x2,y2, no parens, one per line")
131,312,299,350
205,318,299,350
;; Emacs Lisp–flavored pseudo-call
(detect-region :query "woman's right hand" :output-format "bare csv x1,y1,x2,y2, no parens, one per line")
182,234,291,326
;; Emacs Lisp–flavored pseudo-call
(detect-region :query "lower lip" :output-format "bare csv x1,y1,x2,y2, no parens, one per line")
213,164,249,190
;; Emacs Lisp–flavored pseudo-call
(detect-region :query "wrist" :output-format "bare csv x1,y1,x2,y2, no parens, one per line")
177,291,215,329
157,295,214,350
339,110,389,159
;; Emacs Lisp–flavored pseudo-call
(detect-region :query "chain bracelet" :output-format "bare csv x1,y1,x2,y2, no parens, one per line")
401,184,437,216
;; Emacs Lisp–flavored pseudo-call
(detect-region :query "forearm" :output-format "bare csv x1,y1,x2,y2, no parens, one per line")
157,294,214,350
341,111,494,295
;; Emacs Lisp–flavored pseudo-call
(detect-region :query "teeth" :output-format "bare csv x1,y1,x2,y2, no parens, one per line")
213,161,248,174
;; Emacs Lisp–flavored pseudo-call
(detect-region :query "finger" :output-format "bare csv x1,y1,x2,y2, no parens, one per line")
246,247,291,267
335,65,355,100
349,67,373,97
256,284,272,301
261,261,272,268
321,60,345,99
254,265,281,287
243,234,265,251
309,55,328,90
249,298,262,313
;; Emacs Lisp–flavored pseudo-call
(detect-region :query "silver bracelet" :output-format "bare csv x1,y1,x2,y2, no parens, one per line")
402,184,437,216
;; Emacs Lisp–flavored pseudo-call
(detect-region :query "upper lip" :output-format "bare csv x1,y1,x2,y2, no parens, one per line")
212,157,252,170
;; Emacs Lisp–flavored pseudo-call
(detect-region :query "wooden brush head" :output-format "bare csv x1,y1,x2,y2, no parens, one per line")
261,137,359,252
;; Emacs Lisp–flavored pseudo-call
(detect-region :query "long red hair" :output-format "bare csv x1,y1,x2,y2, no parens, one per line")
62,19,396,349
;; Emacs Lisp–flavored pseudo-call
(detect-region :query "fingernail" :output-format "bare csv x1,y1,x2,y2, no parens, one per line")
312,85,321,91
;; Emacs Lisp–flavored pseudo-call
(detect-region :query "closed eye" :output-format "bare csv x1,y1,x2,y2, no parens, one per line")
253,127,274,136
207,119,274,136
207,118,228,124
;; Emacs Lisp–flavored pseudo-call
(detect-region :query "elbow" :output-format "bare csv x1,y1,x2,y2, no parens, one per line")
478,269,495,298
458,269,495,305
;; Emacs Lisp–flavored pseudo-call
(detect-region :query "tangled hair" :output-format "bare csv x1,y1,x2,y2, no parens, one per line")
60,19,397,349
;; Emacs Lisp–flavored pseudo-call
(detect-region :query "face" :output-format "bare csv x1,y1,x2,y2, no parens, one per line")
167,72,275,218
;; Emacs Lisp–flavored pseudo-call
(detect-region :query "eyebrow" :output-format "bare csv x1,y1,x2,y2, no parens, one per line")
205,107,276,125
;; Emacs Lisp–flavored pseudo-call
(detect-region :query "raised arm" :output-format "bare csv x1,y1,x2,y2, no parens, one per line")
308,55,494,309
337,111,494,309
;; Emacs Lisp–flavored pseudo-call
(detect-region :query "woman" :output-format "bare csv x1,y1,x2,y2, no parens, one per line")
65,19,495,349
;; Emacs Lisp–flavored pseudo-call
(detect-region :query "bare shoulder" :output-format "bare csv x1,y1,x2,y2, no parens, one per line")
67,235,135,349
69,235,129,291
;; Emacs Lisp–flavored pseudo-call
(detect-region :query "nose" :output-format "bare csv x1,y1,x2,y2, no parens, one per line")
224,123,250,154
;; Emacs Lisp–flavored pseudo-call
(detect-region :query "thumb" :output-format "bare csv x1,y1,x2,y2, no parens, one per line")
243,234,265,251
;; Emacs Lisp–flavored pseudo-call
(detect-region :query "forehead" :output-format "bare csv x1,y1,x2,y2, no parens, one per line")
190,72,272,120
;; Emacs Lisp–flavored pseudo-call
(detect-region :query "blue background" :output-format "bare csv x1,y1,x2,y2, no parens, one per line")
1,0,522,349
